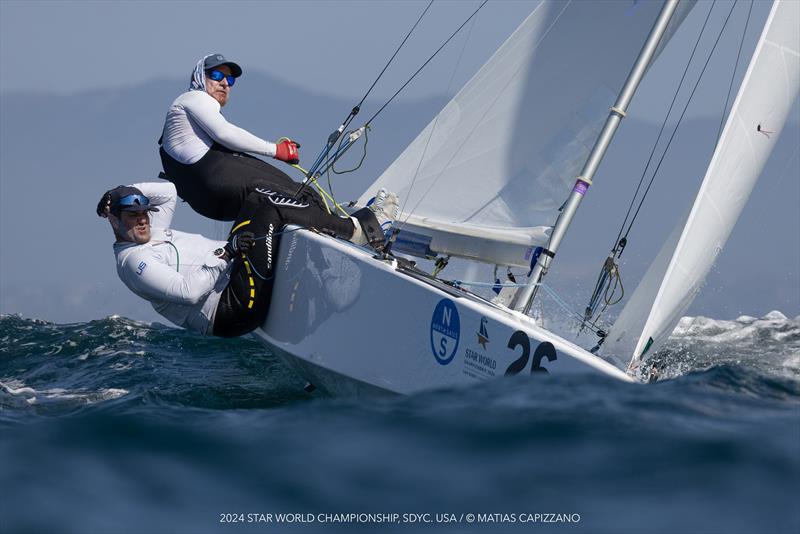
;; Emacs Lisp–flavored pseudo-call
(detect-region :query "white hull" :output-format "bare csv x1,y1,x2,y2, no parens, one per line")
253,228,634,396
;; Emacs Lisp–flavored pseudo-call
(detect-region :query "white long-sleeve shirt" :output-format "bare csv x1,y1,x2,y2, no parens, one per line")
161,90,277,164
113,182,232,334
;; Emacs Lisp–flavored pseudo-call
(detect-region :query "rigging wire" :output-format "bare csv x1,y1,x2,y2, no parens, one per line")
715,0,754,145
582,0,743,332
611,0,718,253
364,0,488,127
396,0,571,234
292,1,487,203
304,1,488,222
293,1,434,198
286,0,435,208
620,0,739,244
396,1,483,228
450,279,606,336
356,1,434,118
338,0,435,141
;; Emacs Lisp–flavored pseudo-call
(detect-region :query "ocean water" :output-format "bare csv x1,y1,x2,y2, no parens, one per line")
1,312,798,534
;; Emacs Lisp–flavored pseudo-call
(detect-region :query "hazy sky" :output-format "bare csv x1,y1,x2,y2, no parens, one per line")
0,0,773,116
1,1,535,99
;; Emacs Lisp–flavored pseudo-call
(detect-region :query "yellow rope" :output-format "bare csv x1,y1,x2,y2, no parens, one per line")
289,163,350,217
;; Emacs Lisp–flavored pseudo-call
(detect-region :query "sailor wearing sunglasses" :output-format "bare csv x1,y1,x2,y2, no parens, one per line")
97,182,397,337
159,53,302,222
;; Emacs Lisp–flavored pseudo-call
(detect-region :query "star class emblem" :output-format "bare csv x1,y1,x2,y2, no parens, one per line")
477,317,489,349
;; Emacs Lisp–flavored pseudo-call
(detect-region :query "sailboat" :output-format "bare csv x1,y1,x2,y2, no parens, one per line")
252,0,799,395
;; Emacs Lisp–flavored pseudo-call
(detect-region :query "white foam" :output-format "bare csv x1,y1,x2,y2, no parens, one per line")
1,379,37,396
670,310,799,343
0,379,128,405
783,353,800,371
763,310,788,321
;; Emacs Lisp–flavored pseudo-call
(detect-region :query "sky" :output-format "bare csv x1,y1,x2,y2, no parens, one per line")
1,0,798,324
0,0,774,119
0,0,534,100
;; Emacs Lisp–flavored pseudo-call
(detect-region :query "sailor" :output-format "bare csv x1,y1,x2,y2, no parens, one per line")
97,182,397,337
159,53,306,221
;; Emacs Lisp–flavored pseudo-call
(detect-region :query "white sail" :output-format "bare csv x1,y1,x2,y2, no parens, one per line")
605,0,800,363
360,0,693,267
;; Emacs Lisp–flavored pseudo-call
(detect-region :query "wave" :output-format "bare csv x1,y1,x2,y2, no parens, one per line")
1,310,798,418
0,314,310,421
645,311,800,382
2,312,797,534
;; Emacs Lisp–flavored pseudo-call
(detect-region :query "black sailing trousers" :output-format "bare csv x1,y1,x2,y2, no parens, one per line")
212,189,356,338
160,143,318,221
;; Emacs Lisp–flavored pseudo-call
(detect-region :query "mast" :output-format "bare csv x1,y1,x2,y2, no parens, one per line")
512,0,681,314
608,0,799,365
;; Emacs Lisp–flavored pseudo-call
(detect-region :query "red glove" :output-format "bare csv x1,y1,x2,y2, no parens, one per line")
274,139,300,164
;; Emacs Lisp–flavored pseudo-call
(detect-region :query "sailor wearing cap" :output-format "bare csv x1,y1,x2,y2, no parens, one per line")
97,182,398,337
98,182,237,335
159,53,302,222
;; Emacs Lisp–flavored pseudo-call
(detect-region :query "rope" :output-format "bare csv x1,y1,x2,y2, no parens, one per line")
289,163,349,216
332,126,369,175
584,253,625,326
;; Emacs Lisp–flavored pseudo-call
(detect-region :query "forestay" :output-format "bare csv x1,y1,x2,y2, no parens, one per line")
604,0,800,364
360,0,693,267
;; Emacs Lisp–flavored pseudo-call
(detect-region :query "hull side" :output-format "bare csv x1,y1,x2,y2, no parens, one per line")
254,229,634,395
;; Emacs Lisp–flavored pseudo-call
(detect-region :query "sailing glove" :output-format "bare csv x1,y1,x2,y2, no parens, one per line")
96,186,125,217
274,139,300,164
224,231,256,258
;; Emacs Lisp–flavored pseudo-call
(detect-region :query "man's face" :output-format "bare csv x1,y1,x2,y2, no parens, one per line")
206,64,232,107
116,210,151,244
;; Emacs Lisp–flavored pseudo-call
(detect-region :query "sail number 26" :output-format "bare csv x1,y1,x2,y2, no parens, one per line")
504,331,557,375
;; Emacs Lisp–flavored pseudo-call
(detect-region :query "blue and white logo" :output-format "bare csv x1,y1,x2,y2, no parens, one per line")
430,298,460,365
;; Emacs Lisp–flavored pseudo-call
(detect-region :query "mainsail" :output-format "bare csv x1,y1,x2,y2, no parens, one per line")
604,0,800,363
360,0,693,267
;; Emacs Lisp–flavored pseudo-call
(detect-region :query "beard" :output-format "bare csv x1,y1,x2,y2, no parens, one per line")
111,215,151,244
130,227,151,244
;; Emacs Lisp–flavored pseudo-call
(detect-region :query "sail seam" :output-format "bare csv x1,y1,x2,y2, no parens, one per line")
396,0,572,231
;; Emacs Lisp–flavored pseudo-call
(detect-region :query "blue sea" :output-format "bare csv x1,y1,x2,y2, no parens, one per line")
1,312,798,534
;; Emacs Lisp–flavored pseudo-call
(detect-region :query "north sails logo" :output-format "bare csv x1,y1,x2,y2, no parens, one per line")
430,299,460,365
266,223,274,271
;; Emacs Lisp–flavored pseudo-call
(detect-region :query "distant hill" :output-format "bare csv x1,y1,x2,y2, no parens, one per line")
0,73,445,322
1,74,797,323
